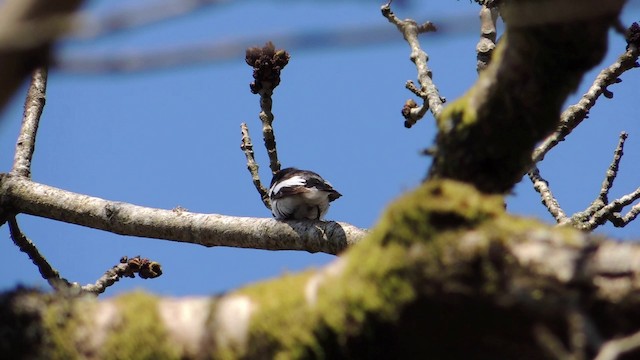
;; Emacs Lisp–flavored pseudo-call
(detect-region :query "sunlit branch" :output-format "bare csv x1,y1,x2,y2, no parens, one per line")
0,175,366,255
532,29,640,164
476,5,499,73
11,67,47,178
240,123,270,209
381,1,445,128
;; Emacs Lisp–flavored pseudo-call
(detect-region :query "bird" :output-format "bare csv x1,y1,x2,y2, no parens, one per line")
268,167,342,220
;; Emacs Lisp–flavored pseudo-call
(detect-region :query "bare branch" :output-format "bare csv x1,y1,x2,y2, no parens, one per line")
532,33,640,164
531,133,640,231
597,132,628,205
11,67,47,178
82,256,162,295
7,216,72,292
476,5,499,73
580,187,640,231
0,175,366,255
240,123,270,209
381,1,444,128
528,165,569,223
245,42,289,175
608,202,640,228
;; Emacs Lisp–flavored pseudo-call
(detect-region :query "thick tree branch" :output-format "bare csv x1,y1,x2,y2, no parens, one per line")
0,175,365,255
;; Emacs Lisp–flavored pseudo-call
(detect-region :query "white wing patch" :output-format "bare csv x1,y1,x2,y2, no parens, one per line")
269,175,306,197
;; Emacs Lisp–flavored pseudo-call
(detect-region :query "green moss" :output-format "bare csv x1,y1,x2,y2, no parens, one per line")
41,295,96,360
237,270,322,359
234,180,516,358
371,180,504,246
102,291,180,360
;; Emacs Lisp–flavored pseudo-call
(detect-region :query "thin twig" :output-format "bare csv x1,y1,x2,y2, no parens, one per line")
532,40,640,164
594,328,640,360
381,1,444,128
571,132,629,223
581,187,640,231
7,216,73,292
240,123,270,209
82,256,162,295
568,133,640,231
528,165,569,223
608,202,640,227
598,132,628,205
476,5,499,73
11,67,48,178
532,132,640,231
259,92,280,174
245,42,289,175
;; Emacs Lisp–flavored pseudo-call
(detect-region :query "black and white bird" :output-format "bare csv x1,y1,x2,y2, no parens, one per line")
268,167,342,220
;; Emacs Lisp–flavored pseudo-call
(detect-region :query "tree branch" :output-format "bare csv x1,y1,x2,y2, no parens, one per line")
532,26,640,164
82,256,163,295
7,216,72,292
6,181,640,358
476,5,499,73
382,1,444,128
245,42,289,175
528,165,569,223
532,132,640,231
240,123,270,209
11,67,47,178
0,175,365,255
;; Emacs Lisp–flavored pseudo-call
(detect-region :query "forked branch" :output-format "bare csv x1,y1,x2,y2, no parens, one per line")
381,1,444,128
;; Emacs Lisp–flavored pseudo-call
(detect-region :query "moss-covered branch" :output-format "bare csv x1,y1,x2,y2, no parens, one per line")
4,181,640,359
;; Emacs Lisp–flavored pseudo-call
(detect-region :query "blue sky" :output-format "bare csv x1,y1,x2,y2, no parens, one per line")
1,0,639,297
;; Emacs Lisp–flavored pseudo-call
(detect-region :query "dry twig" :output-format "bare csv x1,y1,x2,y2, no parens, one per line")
240,42,290,207
240,123,270,209
7,217,72,292
532,132,640,231
245,42,288,175
82,256,162,295
532,23,640,164
381,1,444,128
528,165,569,223
12,67,47,178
